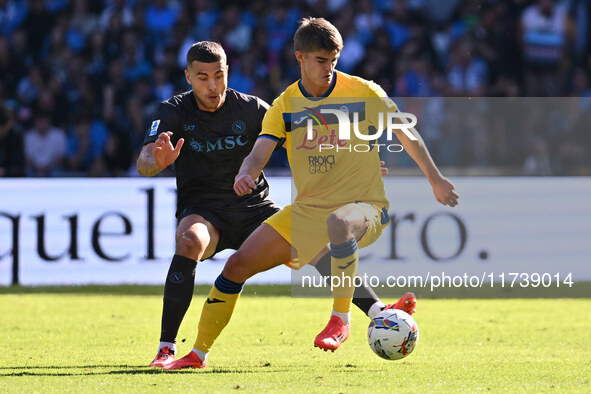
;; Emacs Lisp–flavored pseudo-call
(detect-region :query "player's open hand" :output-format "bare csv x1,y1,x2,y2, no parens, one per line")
431,177,459,207
153,132,184,169
234,174,256,196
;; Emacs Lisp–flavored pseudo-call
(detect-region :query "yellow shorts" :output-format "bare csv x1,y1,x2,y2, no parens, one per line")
264,201,389,269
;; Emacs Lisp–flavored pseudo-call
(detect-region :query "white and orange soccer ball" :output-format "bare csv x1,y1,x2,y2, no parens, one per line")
367,309,419,360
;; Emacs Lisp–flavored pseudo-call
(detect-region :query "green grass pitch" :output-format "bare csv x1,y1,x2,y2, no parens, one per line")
1,286,589,393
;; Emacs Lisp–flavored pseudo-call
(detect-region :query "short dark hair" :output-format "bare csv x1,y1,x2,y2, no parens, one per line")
294,17,343,53
186,41,226,67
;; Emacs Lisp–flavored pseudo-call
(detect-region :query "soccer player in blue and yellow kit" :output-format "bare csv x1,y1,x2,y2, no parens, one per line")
165,18,459,369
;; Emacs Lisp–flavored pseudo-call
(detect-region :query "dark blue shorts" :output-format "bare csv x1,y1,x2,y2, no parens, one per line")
178,198,281,258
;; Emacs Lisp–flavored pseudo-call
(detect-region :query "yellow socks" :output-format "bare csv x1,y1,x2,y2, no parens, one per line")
330,238,359,314
193,275,243,354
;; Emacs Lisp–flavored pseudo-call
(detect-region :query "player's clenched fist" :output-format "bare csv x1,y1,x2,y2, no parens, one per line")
154,131,184,169
234,174,256,196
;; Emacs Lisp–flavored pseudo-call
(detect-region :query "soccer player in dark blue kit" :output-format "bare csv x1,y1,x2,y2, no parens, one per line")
137,41,415,367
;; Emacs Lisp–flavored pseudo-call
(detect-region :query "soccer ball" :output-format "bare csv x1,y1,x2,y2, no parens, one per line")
367,309,419,360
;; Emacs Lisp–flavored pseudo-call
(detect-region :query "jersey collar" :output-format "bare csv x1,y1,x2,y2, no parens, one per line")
298,72,337,99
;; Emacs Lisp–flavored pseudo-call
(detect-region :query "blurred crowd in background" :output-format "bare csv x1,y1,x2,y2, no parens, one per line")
0,0,590,178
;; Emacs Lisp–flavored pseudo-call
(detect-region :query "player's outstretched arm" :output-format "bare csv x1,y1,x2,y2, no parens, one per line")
137,131,184,177
394,126,459,207
234,137,276,196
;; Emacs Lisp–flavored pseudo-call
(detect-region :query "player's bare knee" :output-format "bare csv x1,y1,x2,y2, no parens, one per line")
223,252,251,283
176,229,209,259
327,211,353,242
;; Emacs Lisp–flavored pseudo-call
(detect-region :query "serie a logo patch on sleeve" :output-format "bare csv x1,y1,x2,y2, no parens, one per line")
149,119,160,136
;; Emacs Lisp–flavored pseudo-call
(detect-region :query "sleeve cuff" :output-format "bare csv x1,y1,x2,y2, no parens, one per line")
258,134,280,142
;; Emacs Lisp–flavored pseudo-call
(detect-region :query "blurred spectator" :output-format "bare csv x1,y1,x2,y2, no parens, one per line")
569,66,591,96
69,0,99,38
395,55,442,97
144,0,180,43
385,0,413,51
0,0,28,37
554,97,591,175
433,104,467,166
103,128,132,177
334,7,365,73
113,95,151,173
0,102,25,177
524,138,552,175
221,4,253,53
45,0,69,15
422,0,464,25
99,0,135,30
35,89,66,128
263,1,299,58
10,27,33,73
104,8,127,60
24,113,67,177
354,0,383,43
520,0,576,96
567,0,590,65
85,28,109,86
17,64,45,107
22,0,54,61
153,65,175,102
42,14,74,83
120,28,152,83
0,36,20,98
65,111,109,176
104,58,131,110
354,28,394,90
470,3,516,84
0,0,589,176
190,0,220,41
445,39,489,96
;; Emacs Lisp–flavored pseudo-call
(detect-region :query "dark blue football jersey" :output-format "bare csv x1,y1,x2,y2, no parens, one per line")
144,89,272,215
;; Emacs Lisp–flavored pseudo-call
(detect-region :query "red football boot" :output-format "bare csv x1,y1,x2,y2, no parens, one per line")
313,315,351,352
149,346,175,368
384,292,417,315
163,351,207,370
